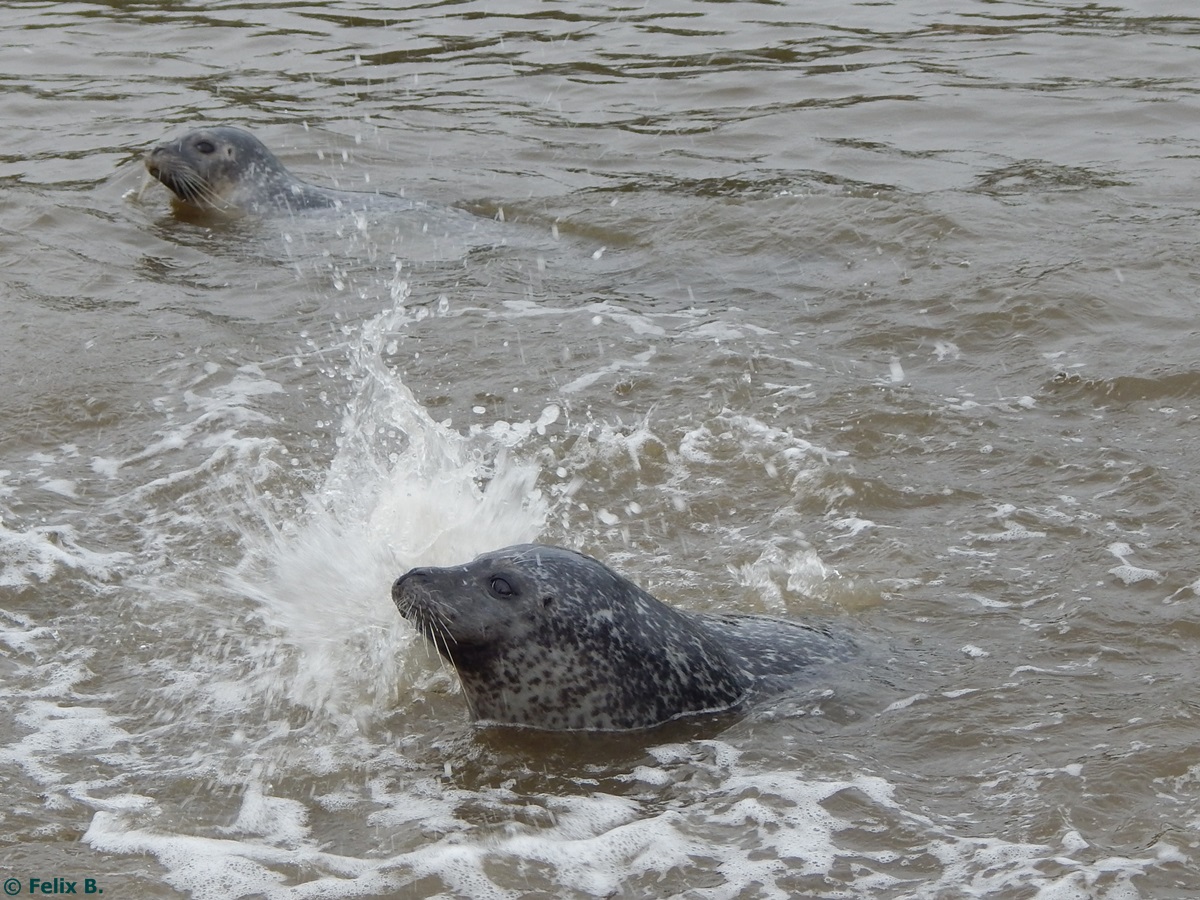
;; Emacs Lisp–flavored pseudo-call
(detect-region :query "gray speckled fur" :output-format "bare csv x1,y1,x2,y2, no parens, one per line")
391,544,855,732
145,125,426,217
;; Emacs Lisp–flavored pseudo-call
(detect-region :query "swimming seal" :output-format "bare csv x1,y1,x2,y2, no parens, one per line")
391,543,854,732
144,125,418,216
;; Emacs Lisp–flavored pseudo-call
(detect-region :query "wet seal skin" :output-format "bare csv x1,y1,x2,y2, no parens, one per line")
392,543,855,732
143,124,424,217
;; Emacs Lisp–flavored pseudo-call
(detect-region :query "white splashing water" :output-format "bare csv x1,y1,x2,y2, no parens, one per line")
226,282,548,720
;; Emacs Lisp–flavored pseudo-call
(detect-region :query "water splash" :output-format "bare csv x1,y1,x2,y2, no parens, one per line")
227,281,548,721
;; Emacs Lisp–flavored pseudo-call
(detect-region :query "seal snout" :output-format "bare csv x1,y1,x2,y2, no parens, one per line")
144,144,168,176
391,567,432,612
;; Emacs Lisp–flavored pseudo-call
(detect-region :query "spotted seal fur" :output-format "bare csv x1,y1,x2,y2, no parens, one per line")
391,543,855,732
144,125,422,217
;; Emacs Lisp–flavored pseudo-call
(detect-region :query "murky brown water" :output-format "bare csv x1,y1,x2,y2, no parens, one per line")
3,1,1200,897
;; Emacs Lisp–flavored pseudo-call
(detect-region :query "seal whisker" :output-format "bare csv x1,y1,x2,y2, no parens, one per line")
425,614,482,720
414,600,459,662
186,175,224,209
429,606,457,644
179,167,235,212
161,166,213,209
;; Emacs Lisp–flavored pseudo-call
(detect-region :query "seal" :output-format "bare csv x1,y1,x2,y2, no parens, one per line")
391,543,854,731
143,125,418,216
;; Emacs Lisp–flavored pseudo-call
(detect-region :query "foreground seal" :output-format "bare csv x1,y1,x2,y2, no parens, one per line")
391,544,855,732
144,125,417,216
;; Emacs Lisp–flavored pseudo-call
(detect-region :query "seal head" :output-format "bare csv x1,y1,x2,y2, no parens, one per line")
392,544,852,731
144,125,373,216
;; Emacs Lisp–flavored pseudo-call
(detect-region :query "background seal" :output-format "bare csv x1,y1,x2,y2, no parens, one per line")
144,124,423,217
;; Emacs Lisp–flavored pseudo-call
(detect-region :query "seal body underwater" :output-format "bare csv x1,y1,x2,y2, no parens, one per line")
144,125,422,217
391,543,855,732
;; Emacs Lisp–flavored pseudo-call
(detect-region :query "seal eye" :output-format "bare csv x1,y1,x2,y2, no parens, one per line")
195,140,216,154
489,576,515,598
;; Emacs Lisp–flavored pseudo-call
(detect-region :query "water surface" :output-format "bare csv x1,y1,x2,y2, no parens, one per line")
3,1,1200,897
